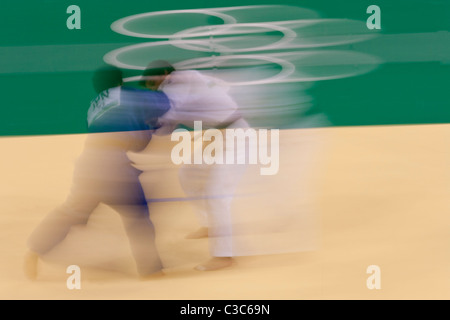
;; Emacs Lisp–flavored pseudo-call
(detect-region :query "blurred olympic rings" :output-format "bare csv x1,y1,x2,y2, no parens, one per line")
104,5,380,86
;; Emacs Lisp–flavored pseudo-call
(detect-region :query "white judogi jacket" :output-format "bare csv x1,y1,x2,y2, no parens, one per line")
156,70,241,132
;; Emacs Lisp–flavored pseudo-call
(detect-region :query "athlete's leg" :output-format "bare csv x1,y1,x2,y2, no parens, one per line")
25,189,99,280
108,159,164,278
178,163,211,238
196,121,249,270
27,199,99,255
112,203,164,277
199,163,246,261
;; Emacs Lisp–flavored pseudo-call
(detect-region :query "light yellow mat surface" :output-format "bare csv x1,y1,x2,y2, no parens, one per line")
0,124,448,299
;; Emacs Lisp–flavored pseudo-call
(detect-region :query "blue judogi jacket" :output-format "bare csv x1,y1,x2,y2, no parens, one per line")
87,86,170,133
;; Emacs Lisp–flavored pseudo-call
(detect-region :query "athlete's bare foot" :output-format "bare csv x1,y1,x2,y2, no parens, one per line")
23,251,39,280
185,227,209,239
194,257,233,271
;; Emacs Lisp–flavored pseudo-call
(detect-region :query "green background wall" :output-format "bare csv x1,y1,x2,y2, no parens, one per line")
0,0,448,136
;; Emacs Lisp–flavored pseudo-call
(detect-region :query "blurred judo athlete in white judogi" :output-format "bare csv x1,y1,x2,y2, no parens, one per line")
25,66,171,279
142,60,249,271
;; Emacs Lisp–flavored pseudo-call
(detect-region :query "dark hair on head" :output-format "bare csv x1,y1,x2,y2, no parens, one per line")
92,65,123,94
140,60,175,87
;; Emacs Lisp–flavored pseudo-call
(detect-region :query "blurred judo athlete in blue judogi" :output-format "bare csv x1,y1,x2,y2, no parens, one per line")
24,66,171,279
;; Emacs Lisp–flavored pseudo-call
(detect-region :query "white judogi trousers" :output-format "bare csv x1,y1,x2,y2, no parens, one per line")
178,118,249,257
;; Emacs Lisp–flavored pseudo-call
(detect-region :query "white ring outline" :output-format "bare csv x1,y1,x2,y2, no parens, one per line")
172,54,296,86
171,22,297,53
104,40,213,70
170,19,376,53
172,51,380,85
110,5,317,39
111,9,237,39
111,46,297,86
